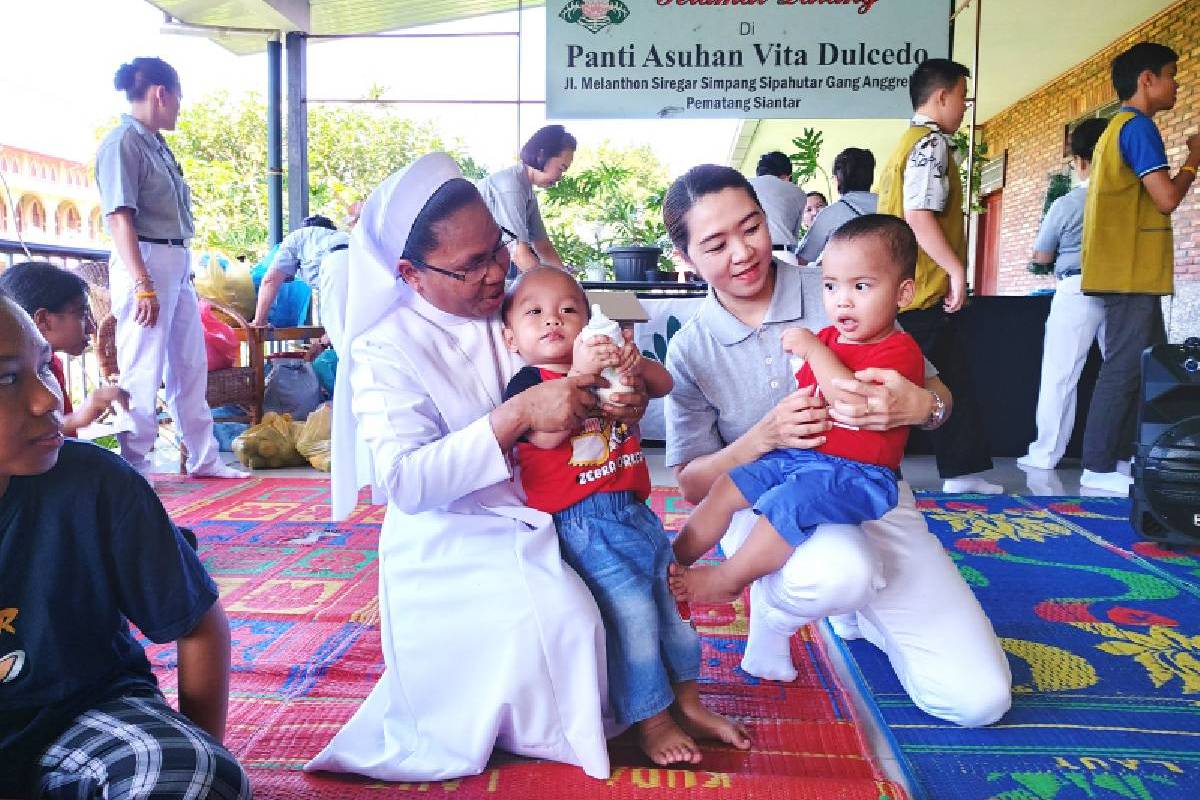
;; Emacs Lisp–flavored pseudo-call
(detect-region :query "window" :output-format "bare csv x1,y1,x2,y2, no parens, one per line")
1062,101,1121,157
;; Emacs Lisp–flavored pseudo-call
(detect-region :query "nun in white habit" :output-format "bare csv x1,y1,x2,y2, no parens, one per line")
310,153,643,781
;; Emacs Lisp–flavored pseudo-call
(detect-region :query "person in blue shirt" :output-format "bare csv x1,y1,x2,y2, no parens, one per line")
0,292,249,798
1018,118,1110,475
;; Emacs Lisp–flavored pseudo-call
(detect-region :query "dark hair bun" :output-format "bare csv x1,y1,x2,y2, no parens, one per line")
114,62,137,92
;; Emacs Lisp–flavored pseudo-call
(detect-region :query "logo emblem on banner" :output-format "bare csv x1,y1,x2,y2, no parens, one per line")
559,0,630,34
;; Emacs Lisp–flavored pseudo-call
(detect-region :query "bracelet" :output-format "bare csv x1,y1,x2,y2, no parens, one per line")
919,389,949,431
1182,164,1198,177
134,279,154,290
135,290,158,300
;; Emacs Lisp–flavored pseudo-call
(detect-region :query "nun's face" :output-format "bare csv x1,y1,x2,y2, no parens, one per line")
399,199,509,319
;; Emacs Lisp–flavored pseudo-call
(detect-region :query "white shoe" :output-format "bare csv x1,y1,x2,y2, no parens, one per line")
1079,470,1132,494
190,462,251,479
943,475,1004,494
1017,454,1055,470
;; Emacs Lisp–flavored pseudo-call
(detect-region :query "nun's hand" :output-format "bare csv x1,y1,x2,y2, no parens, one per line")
600,372,649,424
525,373,601,432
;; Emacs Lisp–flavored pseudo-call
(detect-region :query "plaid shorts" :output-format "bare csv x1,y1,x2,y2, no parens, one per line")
32,692,250,799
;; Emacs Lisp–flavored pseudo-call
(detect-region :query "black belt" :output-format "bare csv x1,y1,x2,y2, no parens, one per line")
138,236,187,246
1058,269,1081,279
329,243,349,253
772,244,790,252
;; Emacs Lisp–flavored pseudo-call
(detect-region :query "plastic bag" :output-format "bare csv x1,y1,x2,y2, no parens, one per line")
263,359,323,420
231,412,308,470
199,300,239,371
311,347,338,398
251,246,313,328
193,251,257,320
295,402,332,471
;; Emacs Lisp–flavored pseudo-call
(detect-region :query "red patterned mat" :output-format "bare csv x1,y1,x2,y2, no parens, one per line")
152,476,904,799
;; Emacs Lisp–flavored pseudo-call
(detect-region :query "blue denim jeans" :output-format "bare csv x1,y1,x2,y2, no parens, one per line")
554,491,701,726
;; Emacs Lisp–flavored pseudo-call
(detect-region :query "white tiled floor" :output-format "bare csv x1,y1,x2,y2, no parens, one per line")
148,443,1125,794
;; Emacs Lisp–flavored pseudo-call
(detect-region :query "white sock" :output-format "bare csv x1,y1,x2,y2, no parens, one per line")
1016,454,1055,470
740,582,799,682
1116,460,1132,477
191,462,251,479
827,613,862,641
1080,470,1132,494
943,474,1004,494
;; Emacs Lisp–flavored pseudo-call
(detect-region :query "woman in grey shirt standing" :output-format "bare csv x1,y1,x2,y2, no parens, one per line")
477,124,575,277
95,57,242,478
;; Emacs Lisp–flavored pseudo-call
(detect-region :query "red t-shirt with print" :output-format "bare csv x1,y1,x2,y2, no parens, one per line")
504,366,651,514
50,354,74,414
794,326,925,472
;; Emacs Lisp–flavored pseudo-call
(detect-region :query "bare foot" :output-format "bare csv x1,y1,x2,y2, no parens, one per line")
668,562,742,605
636,711,702,766
673,681,751,750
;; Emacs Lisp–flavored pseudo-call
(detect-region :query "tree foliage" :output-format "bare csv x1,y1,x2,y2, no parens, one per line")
540,142,672,275
156,92,485,259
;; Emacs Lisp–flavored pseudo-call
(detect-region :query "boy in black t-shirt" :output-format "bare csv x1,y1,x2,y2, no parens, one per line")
0,292,249,798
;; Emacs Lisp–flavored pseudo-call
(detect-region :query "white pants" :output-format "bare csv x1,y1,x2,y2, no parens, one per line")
315,248,349,352
1024,274,1106,469
725,482,1012,727
110,242,221,474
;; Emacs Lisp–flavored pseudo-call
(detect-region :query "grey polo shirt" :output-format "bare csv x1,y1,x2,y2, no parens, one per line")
748,174,805,248
270,227,349,285
795,191,878,264
95,114,194,240
665,262,934,469
477,163,548,245
1033,183,1087,278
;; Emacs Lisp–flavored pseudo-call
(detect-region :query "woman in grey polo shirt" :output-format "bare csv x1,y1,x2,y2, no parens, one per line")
96,57,242,478
662,165,1011,728
477,124,575,277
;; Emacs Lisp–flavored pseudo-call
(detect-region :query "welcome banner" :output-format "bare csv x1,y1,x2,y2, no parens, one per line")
547,0,950,119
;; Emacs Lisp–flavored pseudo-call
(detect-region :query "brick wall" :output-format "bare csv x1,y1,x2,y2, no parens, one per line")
980,0,1199,296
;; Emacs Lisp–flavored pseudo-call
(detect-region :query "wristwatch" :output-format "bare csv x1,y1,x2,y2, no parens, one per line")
920,389,948,431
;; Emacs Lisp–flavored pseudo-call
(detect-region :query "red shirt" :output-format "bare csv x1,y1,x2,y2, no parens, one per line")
50,354,74,414
505,367,652,514
795,327,925,472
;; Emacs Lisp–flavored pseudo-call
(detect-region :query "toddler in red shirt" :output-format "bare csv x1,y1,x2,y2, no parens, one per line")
501,268,750,767
671,215,926,605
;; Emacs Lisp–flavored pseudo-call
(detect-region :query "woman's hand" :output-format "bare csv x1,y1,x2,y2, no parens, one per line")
600,370,649,424
828,368,937,431
750,385,830,455
134,293,160,327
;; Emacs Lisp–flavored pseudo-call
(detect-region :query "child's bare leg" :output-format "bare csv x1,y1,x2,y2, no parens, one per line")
636,710,703,766
670,517,795,604
674,474,751,566
672,680,751,750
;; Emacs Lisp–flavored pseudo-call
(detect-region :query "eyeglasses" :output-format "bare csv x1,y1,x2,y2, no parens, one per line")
406,226,516,284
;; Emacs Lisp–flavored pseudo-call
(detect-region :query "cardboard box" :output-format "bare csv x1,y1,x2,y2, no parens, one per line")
585,290,649,326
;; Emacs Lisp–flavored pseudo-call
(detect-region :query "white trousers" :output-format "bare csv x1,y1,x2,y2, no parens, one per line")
110,242,221,473
724,482,1012,727
1024,274,1106,469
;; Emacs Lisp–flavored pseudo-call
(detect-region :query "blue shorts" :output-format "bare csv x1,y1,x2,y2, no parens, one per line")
554,491,701,726
729,450,898,547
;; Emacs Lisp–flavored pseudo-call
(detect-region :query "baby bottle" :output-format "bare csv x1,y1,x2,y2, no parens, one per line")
578,303,625,404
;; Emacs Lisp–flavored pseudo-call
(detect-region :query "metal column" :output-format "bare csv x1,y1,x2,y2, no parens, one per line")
286,31,309,231
266,36,283,244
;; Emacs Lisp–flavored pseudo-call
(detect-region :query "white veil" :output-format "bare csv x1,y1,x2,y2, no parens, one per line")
330,152,465,521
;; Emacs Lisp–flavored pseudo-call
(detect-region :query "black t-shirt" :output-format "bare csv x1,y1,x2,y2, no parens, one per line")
0,441,217,786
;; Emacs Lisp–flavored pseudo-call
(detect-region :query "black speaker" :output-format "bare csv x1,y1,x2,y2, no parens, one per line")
1132,336,1200,548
